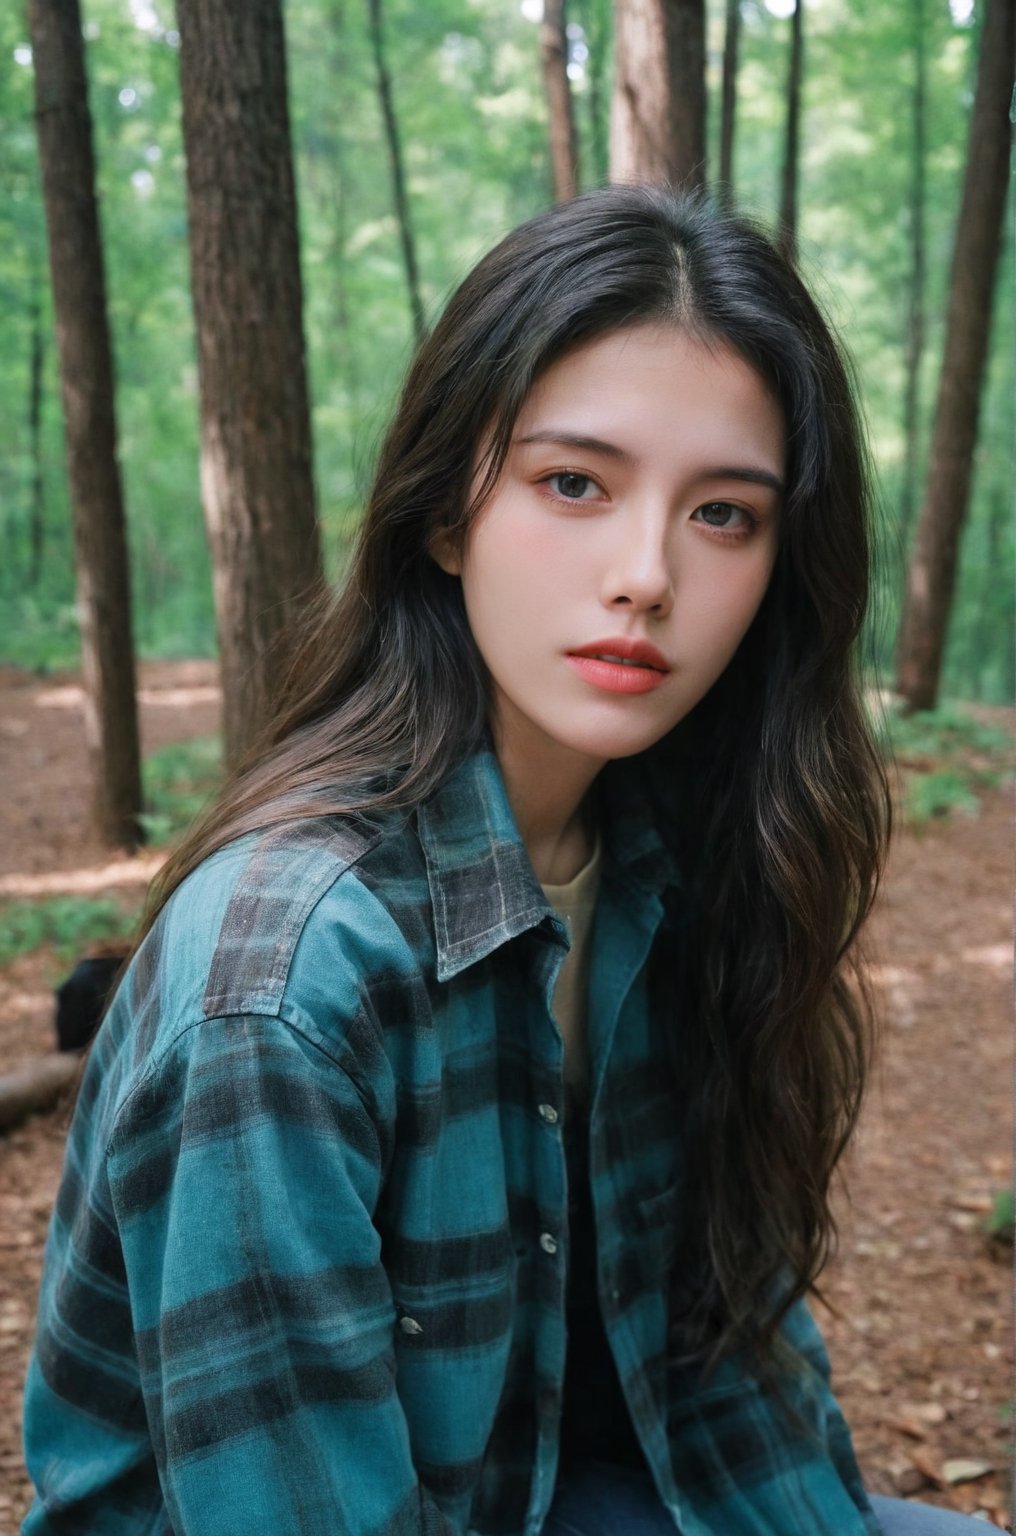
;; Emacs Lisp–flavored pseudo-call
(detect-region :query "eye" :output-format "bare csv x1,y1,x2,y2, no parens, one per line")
542,471,604,501
691,501,757,535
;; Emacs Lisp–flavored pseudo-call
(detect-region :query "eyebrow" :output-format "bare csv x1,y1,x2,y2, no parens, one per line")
513,431,785,496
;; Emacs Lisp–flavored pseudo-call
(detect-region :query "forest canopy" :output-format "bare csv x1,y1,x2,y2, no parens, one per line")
1,0,1011,704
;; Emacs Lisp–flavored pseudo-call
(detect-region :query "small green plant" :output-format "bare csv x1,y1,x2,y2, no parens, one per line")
905,768,981,822
0,896,139,969
874,700,1014,825
140,735,222,846
984,1187,1015,1246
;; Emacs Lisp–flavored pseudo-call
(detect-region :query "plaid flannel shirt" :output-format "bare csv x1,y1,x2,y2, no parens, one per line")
23,748,879,1536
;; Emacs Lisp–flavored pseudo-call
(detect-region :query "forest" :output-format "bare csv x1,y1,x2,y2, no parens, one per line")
1,0,1011,724
0,0,1012,1527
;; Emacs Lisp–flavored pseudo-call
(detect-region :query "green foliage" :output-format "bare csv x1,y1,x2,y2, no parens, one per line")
140,734,222,846
0,0,1010,700
879,700,1014,823
904,768,980,822
983,1187,1014,1246
0,895,137,968
0,734,221,970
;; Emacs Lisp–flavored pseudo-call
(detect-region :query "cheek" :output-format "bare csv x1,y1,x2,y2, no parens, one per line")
463,517,581,626
684,552,775,654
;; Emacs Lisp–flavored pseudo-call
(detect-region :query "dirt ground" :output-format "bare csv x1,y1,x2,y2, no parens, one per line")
0,661,1011,1533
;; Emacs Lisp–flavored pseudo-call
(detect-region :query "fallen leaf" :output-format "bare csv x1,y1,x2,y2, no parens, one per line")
906,1449,946,1488
942,1458,993,1485
890,1416,929,1441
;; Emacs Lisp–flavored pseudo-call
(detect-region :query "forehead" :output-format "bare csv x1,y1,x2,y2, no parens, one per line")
521,325,782,437
514,326,781,469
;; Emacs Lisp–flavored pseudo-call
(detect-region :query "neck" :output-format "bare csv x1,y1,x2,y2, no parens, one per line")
492,727,602,886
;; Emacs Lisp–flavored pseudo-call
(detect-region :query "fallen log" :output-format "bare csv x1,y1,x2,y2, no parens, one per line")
0,1054,82,1133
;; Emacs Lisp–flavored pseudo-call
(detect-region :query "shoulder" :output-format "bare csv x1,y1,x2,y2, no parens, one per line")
109,810,434,1086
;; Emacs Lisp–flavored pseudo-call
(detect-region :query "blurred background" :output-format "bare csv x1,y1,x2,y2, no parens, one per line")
1,0,1011,699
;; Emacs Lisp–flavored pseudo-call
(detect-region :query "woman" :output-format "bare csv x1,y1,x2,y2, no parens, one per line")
23,188,979,1534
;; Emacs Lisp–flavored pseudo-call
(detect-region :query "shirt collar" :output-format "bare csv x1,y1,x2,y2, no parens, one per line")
416,747,681,982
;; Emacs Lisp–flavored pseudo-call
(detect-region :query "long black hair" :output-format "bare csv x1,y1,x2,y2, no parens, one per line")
145,185,891,1373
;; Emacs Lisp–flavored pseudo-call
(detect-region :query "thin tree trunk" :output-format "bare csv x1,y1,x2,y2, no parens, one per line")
777,0,803,264
541,0,580,201
899,0,927,544
365,0,425,345
583,0,609,185
718,0,741,209
176,0,324,770
610,0,706,191
27,274,46,588
895,0,1013,712
332,21,361,421
29,0,143,849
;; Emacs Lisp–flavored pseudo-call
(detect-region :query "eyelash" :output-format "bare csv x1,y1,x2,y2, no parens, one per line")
540,471,605,503
691,501,759,540
538,473,760,540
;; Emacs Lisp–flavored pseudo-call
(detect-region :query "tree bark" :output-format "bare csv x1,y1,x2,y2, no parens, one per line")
610,0,706,191
718,0,741,209
365,0,426,345
29,0,143,849
540,0,580,201
581,0,610,185
777,0,803,264
27,274,46,588
176,0,324,770
899,0,927,544
895,0,1013,712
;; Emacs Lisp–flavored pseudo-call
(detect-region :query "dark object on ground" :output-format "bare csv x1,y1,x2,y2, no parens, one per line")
54,951,128,1052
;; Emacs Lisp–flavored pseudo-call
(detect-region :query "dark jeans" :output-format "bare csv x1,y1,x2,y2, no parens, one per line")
543,1462,986,1535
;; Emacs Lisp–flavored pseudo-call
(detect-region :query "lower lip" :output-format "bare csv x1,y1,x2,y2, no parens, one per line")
565,655,669,694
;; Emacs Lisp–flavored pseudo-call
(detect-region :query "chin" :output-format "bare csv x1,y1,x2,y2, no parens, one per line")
553,722,675,763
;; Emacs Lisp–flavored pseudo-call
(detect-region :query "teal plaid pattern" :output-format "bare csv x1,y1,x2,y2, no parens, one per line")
23,749,879,1536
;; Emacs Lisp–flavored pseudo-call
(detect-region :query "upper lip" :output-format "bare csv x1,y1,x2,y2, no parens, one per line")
566,637,671,672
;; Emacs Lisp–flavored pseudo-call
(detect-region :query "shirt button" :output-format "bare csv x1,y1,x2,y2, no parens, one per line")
399,1315,424,1335
539,1231,559,1256
538,1103,559,1124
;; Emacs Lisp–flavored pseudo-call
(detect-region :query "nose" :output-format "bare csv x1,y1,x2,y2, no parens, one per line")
601,507,674,616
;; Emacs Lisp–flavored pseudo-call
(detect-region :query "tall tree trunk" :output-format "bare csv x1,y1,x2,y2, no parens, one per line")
330,6,362,422
777,0,803,263
899,0,927,544
610,0,706,191
365,0,425,345
176,0,324,770
718,0,741,209
541,0,580,201
581,0,610,185
29,0,143,849
895,0,1013,712
27,273,46,588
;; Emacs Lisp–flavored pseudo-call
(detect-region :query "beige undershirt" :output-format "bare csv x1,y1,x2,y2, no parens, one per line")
540,836,602,1104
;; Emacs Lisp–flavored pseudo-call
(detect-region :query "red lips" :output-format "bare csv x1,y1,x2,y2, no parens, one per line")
563,637,671,695
565,637,670,672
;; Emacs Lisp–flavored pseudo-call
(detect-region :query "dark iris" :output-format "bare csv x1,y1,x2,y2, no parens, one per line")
557,473,591,498
699,502,735,525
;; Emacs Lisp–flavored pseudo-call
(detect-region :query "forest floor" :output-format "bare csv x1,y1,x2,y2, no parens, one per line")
0,660,1011,1532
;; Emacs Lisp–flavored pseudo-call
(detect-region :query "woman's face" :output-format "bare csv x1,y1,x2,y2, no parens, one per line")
432,324,785,781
